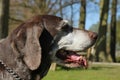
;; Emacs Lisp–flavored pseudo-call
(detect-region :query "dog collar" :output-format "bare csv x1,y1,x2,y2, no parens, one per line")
0,60,23,80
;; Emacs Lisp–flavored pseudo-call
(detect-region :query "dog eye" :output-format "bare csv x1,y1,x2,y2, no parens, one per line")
61,24,73,32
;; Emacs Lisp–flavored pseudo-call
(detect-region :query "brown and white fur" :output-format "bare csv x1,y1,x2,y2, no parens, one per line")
0,15,97,80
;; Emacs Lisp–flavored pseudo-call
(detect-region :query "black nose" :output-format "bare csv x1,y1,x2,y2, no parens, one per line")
88,31,98,40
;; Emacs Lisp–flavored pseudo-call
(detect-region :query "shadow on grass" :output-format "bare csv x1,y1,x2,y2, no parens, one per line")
56,65,116,71
90,66,115,70
56,66,85,71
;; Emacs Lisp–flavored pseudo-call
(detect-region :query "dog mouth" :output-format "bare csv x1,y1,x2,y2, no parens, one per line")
55,49,88,68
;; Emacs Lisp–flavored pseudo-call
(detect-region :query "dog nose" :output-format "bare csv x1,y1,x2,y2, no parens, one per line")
88,31,98,40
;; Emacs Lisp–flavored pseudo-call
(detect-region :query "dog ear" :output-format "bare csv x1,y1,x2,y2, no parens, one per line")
22,25,43,70
15,24,43,70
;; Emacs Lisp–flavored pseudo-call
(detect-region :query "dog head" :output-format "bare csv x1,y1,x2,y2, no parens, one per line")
0,15,98,80
10,15,97,71
49,18,97,68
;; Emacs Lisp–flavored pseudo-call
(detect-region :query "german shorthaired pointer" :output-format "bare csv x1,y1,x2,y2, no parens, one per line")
0,15,97,80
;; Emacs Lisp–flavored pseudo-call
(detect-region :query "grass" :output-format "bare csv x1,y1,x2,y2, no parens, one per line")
43,63,120,80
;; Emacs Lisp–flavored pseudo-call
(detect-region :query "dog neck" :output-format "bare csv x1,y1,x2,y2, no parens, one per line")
0,60,23,80
0,34,32,80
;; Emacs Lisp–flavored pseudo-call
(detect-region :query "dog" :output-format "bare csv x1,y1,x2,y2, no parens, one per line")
0,15,97,80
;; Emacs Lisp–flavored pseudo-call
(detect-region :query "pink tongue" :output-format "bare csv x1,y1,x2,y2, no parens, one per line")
69,55,81,61
67,55,88,68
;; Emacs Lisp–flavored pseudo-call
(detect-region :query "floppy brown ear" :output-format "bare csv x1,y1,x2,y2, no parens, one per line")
23,25,43,70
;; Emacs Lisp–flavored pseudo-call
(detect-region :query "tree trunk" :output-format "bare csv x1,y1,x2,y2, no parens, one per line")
79,0,86,29
0,0,2,38
95,0,109,62
50,62,57,71
70,0,74,26
0,0,9,39
110,0,117,62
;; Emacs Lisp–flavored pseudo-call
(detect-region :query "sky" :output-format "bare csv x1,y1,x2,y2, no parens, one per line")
58,0,100,30
81,0,120,30
58,0,120,30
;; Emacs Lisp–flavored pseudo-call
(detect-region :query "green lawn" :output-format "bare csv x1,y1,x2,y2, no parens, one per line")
43,63,120,80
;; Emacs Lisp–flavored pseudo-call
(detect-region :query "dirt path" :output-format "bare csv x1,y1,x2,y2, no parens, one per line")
91,62,120,66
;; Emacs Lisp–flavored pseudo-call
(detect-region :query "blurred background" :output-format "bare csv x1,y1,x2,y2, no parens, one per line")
0,0,120,80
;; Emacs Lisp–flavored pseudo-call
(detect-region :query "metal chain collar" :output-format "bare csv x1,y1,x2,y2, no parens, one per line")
0,60,23,80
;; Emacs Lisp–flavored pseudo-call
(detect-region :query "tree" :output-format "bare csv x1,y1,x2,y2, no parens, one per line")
79,0,86,29
0,0,10,39
95,0,109,61
9,0,81,32
110,0,117,62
